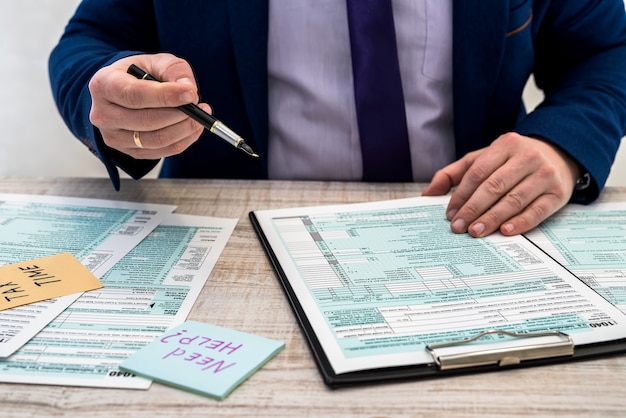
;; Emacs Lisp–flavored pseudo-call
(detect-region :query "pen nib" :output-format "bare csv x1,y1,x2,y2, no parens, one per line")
239,142,260,158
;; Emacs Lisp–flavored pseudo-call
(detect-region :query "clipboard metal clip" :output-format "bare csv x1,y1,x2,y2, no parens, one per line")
425,329,574,371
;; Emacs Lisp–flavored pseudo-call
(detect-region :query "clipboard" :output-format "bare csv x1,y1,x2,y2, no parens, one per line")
249,204,626,388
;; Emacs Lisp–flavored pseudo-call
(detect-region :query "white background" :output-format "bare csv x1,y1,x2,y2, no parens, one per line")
0,1,624,185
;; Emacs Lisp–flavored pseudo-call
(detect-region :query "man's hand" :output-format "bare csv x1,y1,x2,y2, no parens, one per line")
88,53,210,159
422,132,581,237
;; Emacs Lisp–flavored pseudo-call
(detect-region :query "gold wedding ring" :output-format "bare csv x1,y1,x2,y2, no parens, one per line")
133,131,144,149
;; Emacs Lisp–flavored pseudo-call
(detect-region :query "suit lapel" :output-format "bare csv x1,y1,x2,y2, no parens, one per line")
453,0,509,157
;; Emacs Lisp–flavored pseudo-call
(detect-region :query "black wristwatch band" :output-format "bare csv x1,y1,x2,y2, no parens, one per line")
574,172,591,191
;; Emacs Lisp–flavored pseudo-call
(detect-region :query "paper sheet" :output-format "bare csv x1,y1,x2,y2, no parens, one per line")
0,213,237,388
0,193,175,358
525,201,626,314
253,196,626,374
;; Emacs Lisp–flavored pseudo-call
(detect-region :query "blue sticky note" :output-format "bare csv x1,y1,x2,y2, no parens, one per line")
119,320,285,400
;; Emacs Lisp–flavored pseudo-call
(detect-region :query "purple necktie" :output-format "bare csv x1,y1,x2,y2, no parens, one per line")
346,0,413,182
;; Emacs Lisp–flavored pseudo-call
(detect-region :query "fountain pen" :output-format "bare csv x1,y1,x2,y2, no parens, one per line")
127,64,259,158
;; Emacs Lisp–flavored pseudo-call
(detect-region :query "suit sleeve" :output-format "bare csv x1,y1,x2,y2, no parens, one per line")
48,0,162,190
515,0,626,203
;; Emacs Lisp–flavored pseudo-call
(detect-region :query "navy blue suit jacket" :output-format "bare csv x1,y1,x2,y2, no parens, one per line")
49,0,626,203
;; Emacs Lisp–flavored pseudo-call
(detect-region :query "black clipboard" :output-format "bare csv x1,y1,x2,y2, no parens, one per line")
249,211,626,388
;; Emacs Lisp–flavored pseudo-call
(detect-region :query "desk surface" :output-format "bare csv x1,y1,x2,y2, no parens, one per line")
1,177,626,418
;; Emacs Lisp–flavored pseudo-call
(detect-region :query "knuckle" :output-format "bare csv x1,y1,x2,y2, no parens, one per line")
88,107,103,126
518,152,537,167
89,105,114,129
537,164,559,181
187,117,204,137
99,131,115,148
460,202,483,219
87,75,101,96
168,139,190,156
515,215,533,232
527,202,549,226
150,128,171,148
536,166,570,196
466,165,489,184
530,204,549,221
121,84,142,108
494,132,520,147
483,175,508,195
481,209,501,226
100,130,123,151
503,190,526,211
157,88,172,108
526,146,544,161
138,109,155,131
501,132,520,141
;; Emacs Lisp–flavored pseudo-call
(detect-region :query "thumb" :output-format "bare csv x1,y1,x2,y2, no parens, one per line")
422,170,455,196
128,53,200,106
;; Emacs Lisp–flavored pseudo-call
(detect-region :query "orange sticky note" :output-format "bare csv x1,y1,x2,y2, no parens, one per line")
0,252,103,311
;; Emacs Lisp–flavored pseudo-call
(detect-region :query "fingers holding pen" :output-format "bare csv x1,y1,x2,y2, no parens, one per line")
88,53,209,158
90,94,208,158
90,53,200,108
106,117,206,159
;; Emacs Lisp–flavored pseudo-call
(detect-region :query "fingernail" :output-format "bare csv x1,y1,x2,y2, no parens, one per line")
446,209,457,220
176,78,196,103
470,222,485,237
502,223,515,234
451,218,466,233
176,77,194,86
180,90,195,103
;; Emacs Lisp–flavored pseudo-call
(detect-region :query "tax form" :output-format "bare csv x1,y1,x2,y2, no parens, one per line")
252,196,626,375
0,194,175,358
525,202,626,314
0,213,237,388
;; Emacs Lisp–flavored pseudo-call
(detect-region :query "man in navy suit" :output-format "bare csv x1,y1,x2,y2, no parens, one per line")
49,0,626,238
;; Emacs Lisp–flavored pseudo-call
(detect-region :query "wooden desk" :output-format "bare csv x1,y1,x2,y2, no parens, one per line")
1,177,626,418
